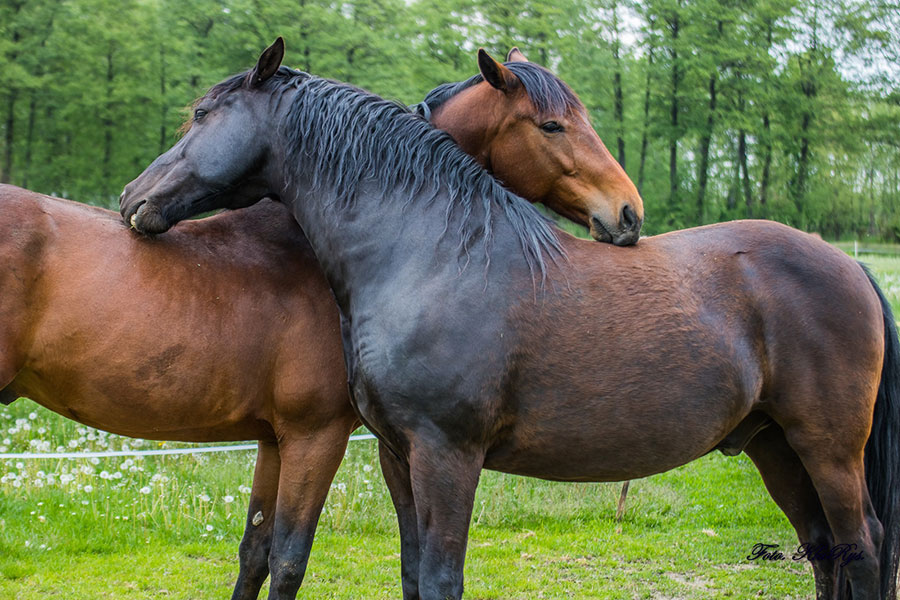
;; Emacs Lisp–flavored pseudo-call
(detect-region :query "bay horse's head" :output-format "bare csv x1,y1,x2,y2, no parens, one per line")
421,49,643,245
120,39,290,235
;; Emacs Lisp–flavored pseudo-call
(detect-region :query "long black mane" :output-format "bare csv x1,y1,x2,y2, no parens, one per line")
422,61,583,117
233,66,564,278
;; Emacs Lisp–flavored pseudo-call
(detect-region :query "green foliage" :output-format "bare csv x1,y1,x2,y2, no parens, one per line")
0,0,897,238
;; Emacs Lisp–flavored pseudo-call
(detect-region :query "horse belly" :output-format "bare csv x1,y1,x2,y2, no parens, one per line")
483,407,739,482
484,344,758,482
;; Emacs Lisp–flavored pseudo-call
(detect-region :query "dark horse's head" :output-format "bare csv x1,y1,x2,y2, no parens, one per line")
121,39,290,235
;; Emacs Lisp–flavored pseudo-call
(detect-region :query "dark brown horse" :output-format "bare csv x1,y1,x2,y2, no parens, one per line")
120,40,900,600
1,49,632,600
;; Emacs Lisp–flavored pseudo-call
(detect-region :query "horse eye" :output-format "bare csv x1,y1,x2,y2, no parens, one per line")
194,108,208,121
540,121,564,134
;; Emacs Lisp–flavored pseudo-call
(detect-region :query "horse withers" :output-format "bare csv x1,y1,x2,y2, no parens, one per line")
121,39,900,600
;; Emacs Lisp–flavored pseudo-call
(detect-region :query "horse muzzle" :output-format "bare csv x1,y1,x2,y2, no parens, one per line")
590,203,642,246
122,198,172,235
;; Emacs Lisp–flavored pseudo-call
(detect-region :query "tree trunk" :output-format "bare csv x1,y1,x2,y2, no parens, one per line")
668,12,680,212
696,73,716,225
695,20,722,225
611,0,625,169
760,112,771,209
102,44,116,201
736,82,753,216
738,128,753,217
758,19,773,212
795,112,811,210
637,45,654,196
159,44,168,153
1,91,16,184
22,94,37,189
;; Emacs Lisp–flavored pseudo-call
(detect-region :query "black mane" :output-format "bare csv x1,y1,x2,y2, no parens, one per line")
236,69,566,279
422,61,583,117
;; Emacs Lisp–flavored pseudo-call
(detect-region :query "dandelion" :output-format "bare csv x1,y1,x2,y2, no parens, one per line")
223,495,235,504
198,493,211,503
238,485,251,494
205,524,214,532
84,485,93,493
363,464,374,473
139,486,151,495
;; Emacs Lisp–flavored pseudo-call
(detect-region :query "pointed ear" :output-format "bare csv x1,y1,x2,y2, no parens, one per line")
506,47,528,63
478,48,519,93
250,37,285,87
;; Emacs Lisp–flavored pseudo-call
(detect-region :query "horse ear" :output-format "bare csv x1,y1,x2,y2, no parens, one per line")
250,37,285,87
478,48,518,93
506,47,528,63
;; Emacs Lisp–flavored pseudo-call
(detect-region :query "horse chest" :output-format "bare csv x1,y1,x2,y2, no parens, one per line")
341,310,508,451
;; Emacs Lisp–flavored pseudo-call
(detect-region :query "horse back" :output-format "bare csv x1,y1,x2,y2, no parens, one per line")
0,186,343,438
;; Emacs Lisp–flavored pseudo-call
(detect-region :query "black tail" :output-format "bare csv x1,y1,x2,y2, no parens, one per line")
859,265,900,599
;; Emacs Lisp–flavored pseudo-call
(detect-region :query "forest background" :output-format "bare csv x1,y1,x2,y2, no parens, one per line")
1,0,898,239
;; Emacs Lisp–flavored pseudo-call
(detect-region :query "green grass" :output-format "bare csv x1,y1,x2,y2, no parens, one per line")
2,252,898,599
0,403,811,600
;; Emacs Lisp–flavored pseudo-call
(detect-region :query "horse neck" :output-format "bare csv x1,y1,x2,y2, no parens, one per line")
282,177,454,307
431,86,497,168
279,169,545,317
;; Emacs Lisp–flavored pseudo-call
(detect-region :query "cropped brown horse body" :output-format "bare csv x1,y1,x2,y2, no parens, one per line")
0,189,355,599
1,49,632,600
120,40,900,600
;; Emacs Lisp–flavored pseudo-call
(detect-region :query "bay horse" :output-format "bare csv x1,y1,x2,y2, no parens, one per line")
415,47,642,244
121,39,900,600
0,48,632,600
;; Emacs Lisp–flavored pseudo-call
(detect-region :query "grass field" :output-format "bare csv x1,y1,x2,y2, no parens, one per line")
2,251,899,599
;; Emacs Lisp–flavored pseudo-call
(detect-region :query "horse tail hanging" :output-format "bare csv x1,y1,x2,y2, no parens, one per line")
853,265,900,600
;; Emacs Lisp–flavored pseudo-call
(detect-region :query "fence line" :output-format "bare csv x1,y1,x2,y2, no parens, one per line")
0,433,377,460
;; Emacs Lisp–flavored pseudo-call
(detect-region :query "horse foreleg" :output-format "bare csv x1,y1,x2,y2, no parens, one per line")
266,422,352,600
407,440,483,600
744,425,835,599
232,441,281,600
379,441,420,600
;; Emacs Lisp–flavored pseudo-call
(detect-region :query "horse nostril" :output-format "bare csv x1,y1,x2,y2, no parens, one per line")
621,203,639,231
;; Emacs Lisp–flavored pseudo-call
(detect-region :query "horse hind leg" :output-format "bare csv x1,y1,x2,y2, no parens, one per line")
785,424,883,600
231,441,281,600
744,424,836,599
